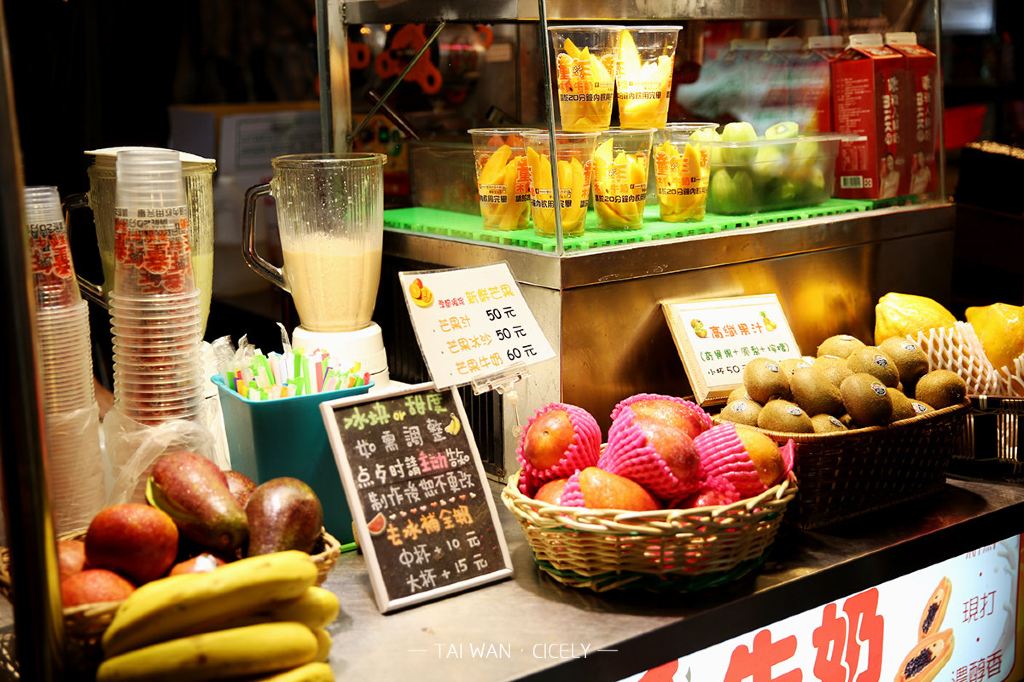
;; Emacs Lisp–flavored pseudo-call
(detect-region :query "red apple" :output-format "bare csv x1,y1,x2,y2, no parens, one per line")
577,467,659,511
224,470,257,509
626,398,708,440
61,569,135,606
522,409,574,470
636,418,702,485
169,553,225,576
85,504,179,584
534,479,567,505
57,539,87,580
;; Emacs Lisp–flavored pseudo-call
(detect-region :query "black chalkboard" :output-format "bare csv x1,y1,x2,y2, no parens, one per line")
321,382,513,613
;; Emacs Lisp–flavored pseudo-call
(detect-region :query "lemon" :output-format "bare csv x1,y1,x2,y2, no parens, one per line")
965,302,1024,371
874,292,957,345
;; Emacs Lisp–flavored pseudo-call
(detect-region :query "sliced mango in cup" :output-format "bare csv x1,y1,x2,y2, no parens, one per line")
653,140,711,222
593,139,649,230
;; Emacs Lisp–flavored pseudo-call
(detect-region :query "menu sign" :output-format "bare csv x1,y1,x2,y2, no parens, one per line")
320,382,513,613
398,263,555,389
663,294,802,405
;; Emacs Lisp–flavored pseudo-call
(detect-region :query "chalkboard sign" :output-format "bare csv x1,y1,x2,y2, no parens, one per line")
320,382,513,613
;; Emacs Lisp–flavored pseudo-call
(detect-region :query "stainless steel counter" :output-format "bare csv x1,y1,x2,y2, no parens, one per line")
318,477,1024,681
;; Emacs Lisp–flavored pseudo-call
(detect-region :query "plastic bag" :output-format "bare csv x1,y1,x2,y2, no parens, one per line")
46,403,105,533
103,408,216,505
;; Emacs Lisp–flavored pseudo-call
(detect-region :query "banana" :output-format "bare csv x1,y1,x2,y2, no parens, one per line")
103,551,317,657
97,622,317,682
268,587,339,629
251,662,334,682
312,628,331,662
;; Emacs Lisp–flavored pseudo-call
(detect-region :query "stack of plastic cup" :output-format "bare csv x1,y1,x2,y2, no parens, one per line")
109,150,203,426
25,185,105,532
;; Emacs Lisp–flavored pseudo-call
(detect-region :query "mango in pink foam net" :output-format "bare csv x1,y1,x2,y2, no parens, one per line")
516,402,601,496
598,409,704,501
610,393,712,440
694,423,794,499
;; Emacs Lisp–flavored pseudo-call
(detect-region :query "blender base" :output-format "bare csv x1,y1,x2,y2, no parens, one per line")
292,322,389,388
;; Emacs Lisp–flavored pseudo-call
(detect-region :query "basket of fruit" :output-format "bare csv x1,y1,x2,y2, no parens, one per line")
501,395,798,592
0,453,341,656
717,333,970,529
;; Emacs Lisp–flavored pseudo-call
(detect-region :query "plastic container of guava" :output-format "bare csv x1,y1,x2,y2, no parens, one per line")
703,133,864,215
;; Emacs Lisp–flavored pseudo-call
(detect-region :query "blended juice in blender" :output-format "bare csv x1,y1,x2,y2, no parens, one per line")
282,235,382,332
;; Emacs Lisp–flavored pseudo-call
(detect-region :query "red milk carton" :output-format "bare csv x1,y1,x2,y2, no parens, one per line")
800,35,845,132
885,32,938,195
831,34,907,199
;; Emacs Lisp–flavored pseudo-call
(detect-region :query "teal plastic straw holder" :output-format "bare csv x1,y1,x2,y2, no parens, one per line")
212,375,372,543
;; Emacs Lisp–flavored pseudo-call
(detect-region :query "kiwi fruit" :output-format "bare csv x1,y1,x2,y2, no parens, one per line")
743,358,791,404
728,385,750,403
846,346,900,388
840,372,894,427
878,336,929,394
915,370,967,409
817,334,866,359
780,357,813,378
719,399,762,427
811,413,848,434
815,355,854,388
757,399,814,433
887,387,916,422
790,366,845,416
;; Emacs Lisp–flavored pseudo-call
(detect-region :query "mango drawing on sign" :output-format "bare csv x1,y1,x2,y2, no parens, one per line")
690,318,707,338
409,278,434,308
444,414,461,435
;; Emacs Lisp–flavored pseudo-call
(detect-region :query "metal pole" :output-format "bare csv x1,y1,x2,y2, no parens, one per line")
315,0,333,153
537,0,565,255
0,3,65,679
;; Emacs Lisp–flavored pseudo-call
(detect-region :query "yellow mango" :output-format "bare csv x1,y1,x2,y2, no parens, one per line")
619,30,642,76
564,37,581,59
965,302,1024,371
478,144,511,185
654,141,709,222
528,149,587,236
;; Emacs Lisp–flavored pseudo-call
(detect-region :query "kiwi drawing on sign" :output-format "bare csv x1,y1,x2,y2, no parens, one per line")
894,576,954,682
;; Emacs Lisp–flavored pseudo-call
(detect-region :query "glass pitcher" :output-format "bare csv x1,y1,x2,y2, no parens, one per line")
65,147,216,335
242,153,387,332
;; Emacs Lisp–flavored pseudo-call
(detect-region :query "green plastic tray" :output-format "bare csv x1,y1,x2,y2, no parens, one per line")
384,198,875,253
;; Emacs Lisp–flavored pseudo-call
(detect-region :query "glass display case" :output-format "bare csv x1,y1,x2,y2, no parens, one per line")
318,0,950,474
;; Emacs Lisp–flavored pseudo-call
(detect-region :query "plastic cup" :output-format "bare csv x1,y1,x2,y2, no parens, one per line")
592,128,655,230
548,26,623,132
522,131,598,237
25,186,81,309
113,150,195,297
615,27,682,129
653,123,717,222
467,128,540,231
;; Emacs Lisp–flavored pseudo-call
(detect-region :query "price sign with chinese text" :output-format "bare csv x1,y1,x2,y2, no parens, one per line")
662,294,802,405
321,382,513,613
622,534,1022,682
398,263,555,389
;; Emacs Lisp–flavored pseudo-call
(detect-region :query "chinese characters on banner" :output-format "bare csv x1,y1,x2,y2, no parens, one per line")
398,264,555,389
321,385,512,612
662,294,802,404
621,535,1021,682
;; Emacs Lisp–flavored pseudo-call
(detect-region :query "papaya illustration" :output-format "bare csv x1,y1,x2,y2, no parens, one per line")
918,576,951,640
894,629,953,682
366,512,387,536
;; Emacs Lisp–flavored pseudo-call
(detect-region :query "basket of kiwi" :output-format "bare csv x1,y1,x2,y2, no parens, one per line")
716,334,969,529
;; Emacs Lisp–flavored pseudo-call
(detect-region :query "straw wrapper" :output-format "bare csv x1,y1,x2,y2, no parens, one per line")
914,322,1004,396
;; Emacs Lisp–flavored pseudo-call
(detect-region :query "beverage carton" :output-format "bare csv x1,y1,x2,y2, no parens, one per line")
885,32,938,195
831,34,908,199
798,35,845,132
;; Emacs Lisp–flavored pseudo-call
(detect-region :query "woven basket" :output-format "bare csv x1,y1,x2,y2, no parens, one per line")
0,528,342,652
717,401,969,530
502,470,797,593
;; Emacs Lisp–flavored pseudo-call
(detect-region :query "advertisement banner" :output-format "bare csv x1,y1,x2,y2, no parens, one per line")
622,535,1022,682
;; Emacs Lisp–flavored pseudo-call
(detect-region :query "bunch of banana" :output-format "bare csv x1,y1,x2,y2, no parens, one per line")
98,551,339,681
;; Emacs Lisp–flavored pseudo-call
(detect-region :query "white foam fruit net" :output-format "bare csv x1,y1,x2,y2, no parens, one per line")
913,322,1006,396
